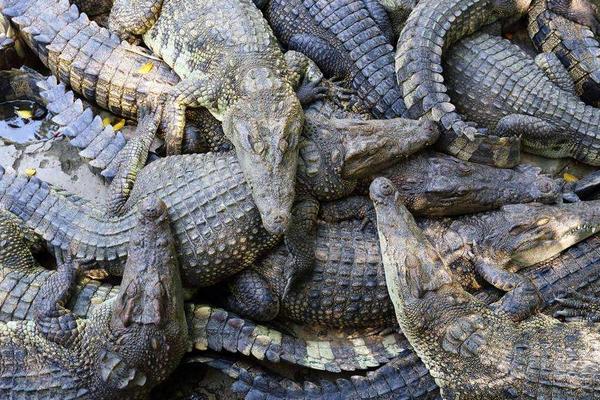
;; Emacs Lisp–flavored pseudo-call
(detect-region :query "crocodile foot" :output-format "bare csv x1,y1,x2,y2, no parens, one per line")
547,0,600,34
296,77,328,107
555,292,600,322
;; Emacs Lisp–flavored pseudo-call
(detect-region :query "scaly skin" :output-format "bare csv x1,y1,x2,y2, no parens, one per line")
528,0,600,107
0,213,407,374
446,33,600,166
0,0,180,121
371,177,600,399
0,197,187,399
395,0,531,168
0,115,436,289
109,0,318,236
377,0,417,37
194,354,441,400
371,151,561,216
227,200,600,326
199,234,600,400
264,0,406,118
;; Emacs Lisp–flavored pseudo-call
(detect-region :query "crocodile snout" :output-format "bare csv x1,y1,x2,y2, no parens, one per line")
262,212,289,236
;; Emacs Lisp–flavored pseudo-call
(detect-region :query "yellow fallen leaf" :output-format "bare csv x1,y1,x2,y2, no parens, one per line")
112,119,126,131
24,168,36,177
137,61,154,74
15,109,33,119
102,116,112,127
563,172,578,183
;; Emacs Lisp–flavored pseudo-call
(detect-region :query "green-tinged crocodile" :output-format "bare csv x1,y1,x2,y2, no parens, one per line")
371,176,600,399
227,200,600,326
395,0,531,168
0,112,436,290
0,209,408,373
0,196,188,399
108,0,328,236
0,0,229,165
263,0,406,118
445,33,600,166
528,0,600,107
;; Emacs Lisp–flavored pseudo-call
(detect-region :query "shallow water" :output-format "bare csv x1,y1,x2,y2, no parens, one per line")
0,100,58,143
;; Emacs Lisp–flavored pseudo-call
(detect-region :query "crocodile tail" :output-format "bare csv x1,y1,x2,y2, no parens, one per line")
37,76,127,179
0,168,134,267
0,0,177,119
187,304,407,372
528,1,600,107
394,0,521,168
305,0,406,118
194,353,440,400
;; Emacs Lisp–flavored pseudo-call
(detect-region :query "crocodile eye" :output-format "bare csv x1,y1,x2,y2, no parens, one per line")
252,139,265,154
278,138,288,153
536,218,549,226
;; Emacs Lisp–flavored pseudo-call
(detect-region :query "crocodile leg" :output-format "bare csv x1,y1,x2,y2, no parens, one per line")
494,114,574,159
287,34,349,78
283,194,320,297
226,270,281,321
319,195,376,229
473,255,542,321
33,259,80,346
162,75,220,155
534,52,576,94
547,0,600,34
109,0,164,43
284,50,328,106
107,104,162,215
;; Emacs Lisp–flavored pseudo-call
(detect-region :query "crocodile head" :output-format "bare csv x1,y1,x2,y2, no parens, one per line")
454,201,600,269
223,68,304,235
107,197,187,392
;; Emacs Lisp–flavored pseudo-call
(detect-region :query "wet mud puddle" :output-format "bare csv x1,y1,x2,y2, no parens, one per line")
0,100,58,143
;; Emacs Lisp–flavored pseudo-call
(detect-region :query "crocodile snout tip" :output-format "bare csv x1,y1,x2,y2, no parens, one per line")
262,213,289,236
369,177,396,204
139,197,167,220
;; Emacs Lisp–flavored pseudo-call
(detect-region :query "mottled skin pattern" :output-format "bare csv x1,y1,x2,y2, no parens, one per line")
0,213,404,374
377,0,417,37
264,0,406,118
395,0,531,168
528,0,600,107
0,115,436,289
72,0,113,17
108,0,317,237
445,33,600,166
369,151,561,216
372,177,600,399
545,0,600,33
0,197,187,399
227,200,600,327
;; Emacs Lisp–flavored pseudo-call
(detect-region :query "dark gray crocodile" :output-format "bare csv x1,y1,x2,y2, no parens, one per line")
445,33,600,166
528,0,600,107
263,0,406,118
0,196,188,399
189,232,600,400
227,200,600,326
394,0,531,168
371,176,600,399
0,209,408,374
108,0,330,237
0,113,436,290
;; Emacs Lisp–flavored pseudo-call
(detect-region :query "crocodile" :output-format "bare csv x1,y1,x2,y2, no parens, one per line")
226,199,600,326
0,196,188,399
377,0,417,37
0,208,408,374
371,176,600,399
0,0,230,164
394,0,531,168
263,0,406,119
543,0,600,34
528,0,600,107
364,151,562,216
0,13,26,69
0,112,436,289
108,0,331,236
187,234,600,400
445,33,600,166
